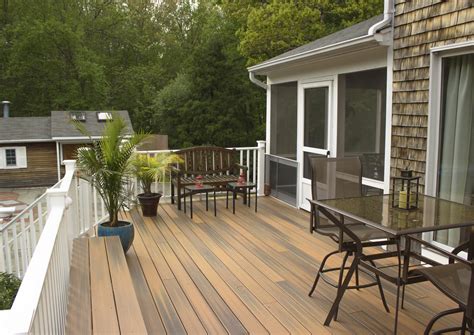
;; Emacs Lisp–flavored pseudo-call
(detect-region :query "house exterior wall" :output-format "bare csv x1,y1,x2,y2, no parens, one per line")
0,142,58,188
391,0,474,188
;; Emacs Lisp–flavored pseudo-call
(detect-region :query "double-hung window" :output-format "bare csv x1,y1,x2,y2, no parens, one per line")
0,147,27,169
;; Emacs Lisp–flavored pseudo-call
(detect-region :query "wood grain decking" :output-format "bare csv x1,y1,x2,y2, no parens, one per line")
121,197,461,334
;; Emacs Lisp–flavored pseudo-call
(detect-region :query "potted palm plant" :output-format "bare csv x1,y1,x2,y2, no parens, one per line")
132,153,182,216
74,115,148,252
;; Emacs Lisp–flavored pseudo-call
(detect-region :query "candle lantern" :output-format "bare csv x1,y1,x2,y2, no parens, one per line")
195,175,203,188
391,169,420,210
237,172,246,185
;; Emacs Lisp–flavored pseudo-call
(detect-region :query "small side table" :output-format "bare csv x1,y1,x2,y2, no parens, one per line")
183,185,216,219
226,182,257,214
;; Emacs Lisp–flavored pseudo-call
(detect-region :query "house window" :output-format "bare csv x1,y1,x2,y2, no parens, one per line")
0,147,27,169
434,53,474,247
338,68,387,181
5,149,16,166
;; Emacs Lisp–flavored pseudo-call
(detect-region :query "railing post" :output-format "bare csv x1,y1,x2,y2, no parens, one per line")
256,140,266,196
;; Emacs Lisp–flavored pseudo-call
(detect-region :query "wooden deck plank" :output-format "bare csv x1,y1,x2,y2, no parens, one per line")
130,211,248,335
65,238,92,335
89,237,120,335
155,206,269,334
131,220,187,335
104,237,147,334
156,209,292,335
126,246,167,334
121,197,464,334
133,216,208,335
185,204,366,334
135,214,228,335
219,202,432,333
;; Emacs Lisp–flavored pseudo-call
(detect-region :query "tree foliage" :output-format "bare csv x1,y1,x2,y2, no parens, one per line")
0,0,383,147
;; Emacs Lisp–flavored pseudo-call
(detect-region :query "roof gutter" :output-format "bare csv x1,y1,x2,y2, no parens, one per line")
368,0,393,35
249,71,268,90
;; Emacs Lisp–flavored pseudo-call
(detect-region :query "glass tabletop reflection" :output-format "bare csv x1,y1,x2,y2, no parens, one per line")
314,194,474,235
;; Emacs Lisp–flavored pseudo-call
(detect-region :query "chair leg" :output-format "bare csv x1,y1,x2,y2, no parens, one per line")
401,284,406,309
334,251,350,321
309,250,340,296
423,308,463,335
177,188,182,210
171,183,175,204
324,256,358,326
368,260,390,313
461,314,467,335
355,266,360,291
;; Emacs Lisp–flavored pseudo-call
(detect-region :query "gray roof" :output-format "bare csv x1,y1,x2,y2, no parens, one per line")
0,117,51,141
51,110,134,138
250,14,385,71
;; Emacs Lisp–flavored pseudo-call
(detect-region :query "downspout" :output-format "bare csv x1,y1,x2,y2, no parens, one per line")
249,71,268,90
368,0,393,35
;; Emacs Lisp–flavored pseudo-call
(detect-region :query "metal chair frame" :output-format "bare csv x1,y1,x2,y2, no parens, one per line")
307,156,395,321
408,235,474,335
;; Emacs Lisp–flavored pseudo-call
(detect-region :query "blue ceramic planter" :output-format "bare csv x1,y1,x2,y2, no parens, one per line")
97,221,134,252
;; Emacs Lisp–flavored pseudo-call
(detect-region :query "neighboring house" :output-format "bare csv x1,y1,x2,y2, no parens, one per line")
249,1,474,249
0,108,133,188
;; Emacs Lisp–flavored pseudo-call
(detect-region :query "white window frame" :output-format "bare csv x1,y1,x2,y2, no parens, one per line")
0,146,27,169
424,41,474,258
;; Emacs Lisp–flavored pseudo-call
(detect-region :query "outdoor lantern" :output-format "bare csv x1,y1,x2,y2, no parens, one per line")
237,172,246,185
391,168,420,210
195,175,203,188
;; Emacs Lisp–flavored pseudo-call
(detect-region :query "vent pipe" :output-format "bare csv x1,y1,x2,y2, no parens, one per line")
2,101,10,118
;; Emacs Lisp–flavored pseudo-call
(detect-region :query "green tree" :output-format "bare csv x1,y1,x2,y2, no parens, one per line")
239,0,384,66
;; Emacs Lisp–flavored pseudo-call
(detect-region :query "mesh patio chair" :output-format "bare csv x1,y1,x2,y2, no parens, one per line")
307,156,395,319
408,236,474,334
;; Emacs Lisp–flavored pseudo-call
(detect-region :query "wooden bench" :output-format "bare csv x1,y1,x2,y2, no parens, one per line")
171,146,247,210
65,236,147,334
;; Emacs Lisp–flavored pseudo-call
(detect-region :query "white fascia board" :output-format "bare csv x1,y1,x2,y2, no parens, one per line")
52,136,103,141
248,35,376,73
0,139,54,144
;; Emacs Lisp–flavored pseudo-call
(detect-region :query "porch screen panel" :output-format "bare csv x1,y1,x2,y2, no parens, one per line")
435,53,474,247
270,82,297,160
338,68,387,181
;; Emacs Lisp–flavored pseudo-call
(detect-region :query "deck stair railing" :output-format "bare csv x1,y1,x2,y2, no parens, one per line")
1,160,106,334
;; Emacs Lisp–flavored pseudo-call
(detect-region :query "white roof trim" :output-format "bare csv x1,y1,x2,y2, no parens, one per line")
248,35,376,72
0,139,54,144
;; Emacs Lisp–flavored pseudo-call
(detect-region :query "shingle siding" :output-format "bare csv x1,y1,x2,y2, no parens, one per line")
391,0,474,188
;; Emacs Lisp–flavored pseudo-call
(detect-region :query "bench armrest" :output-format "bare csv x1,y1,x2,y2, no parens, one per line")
234,163,249,172
170,166,182,176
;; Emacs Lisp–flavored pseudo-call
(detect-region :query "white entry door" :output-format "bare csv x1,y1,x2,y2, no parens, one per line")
299,81,335,210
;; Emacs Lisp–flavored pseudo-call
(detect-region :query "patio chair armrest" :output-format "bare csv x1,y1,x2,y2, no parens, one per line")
407,235,471,265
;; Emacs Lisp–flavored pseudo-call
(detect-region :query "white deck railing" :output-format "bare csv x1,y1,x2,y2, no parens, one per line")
2,160,104,334
135,141,266,198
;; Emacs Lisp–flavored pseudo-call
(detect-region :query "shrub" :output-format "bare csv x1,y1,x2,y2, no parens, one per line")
0,272,21,310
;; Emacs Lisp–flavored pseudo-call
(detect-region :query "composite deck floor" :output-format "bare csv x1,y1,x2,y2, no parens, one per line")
124,197,461,334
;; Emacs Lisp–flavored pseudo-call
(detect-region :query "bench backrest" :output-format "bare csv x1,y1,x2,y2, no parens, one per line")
174,146,237,175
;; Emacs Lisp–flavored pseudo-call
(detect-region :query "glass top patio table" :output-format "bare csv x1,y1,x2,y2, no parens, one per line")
313,194,474,236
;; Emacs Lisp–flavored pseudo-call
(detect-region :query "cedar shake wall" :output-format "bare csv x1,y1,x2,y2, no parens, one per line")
0,142,58,188
392,0,474,189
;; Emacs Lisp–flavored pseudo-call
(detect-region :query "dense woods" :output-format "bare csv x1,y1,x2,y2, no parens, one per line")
0,0,382,148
